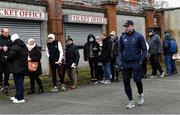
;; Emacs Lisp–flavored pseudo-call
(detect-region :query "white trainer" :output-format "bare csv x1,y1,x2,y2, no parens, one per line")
10,97,17,101
138,94,144,105
126,100,135,109
13,99,25,104
160,72,165,78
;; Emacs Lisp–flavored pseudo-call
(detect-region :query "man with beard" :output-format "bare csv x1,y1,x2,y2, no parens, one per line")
0,28,12,93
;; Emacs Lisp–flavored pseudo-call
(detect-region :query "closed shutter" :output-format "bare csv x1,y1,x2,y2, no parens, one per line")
0,19,41,46
65,24,102,46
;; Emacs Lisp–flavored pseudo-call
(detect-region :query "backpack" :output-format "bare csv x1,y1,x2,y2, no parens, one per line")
169,39,177,54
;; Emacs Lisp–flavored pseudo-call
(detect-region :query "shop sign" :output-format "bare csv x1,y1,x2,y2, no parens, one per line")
64,15,107,24
0,8,47,20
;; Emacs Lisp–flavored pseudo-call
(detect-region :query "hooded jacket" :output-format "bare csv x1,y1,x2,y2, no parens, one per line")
83,34,100,61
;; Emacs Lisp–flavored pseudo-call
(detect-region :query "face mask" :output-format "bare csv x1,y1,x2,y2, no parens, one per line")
89,37,94,42
111,35,115,39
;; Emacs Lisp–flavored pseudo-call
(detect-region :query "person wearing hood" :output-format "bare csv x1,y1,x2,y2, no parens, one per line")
147,29,165,78
46,34,65,92
0,28,12,93
26,38,44,94
5,33,28,104
65,37,80,89
163,31,177,76
109,31,119,82
83,34,100,84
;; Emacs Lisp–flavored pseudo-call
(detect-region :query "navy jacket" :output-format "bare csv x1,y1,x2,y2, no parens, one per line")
116,31,147,67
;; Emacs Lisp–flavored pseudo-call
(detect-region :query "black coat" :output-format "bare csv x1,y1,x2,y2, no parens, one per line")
27,46,42,76
83,42,100,61
0,35,12,63
6,39,28,74
101,37,112,63
65,43,80,68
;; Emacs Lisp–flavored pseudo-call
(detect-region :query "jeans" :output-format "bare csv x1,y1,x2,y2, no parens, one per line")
164,55,177,75
13,74,24,100
102,62,111,80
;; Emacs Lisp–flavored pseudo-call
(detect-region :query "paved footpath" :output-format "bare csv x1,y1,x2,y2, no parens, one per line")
0,74,180,114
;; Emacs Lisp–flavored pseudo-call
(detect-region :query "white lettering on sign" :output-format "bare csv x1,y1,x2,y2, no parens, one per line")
71,15,107,24
0,8,45,20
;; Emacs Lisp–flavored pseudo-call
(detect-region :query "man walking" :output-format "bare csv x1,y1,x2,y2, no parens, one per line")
116,20,147,109
0,28,11,93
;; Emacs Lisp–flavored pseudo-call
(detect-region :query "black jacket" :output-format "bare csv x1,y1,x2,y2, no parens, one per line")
27,46,42,76
83,34,100,61
0,34,12,63
47,40,60,62
65,43,80,68
101,37,112,63
6,39,28,74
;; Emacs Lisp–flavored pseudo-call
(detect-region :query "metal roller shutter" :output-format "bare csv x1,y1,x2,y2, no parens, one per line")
0,19,41,46
65,24,102,46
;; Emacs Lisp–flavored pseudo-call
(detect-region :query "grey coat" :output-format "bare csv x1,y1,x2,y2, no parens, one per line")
148,34,162,55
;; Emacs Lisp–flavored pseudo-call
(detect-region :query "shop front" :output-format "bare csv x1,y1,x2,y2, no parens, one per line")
63,9,107,46
0,2,48,49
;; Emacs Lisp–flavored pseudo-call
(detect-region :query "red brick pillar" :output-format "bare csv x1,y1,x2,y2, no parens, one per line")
101,1,117,35
44,0,64,47
144,9,154,37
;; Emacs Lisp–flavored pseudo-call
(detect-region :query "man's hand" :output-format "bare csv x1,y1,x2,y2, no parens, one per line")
3,46,8,52
0,46,2,50
71,63,76,68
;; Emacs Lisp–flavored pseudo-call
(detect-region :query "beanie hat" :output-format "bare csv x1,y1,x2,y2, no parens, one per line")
11,33,20,42
48,34,55,41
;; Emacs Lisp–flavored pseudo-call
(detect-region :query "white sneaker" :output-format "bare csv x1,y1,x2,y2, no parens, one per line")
160,72,165,78
138,94,144,105
10,97,17,101
61,84,66,91
126,101,135,109
13,99,25,104
150,75,157,79
50,86,58,92
103,80,111,84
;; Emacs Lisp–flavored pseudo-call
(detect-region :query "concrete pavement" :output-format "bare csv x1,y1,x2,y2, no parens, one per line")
0,75,180,114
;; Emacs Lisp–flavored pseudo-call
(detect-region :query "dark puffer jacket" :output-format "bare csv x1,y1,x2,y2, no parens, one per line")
6,39,28,74
116,31,147,67
27,46,42,76
83,34,100,61
47,40,60,63
65,43,80,68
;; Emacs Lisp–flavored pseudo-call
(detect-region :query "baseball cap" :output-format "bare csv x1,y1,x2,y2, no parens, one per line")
123,20,134,27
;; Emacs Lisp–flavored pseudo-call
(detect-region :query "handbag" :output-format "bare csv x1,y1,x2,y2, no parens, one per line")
28,61,39,72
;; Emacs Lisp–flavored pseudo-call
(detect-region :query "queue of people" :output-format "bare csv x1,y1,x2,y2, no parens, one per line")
0,19,178,108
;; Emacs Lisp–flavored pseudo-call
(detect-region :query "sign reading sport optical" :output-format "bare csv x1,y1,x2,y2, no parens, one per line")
0,8,47,20
64,15,107,24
